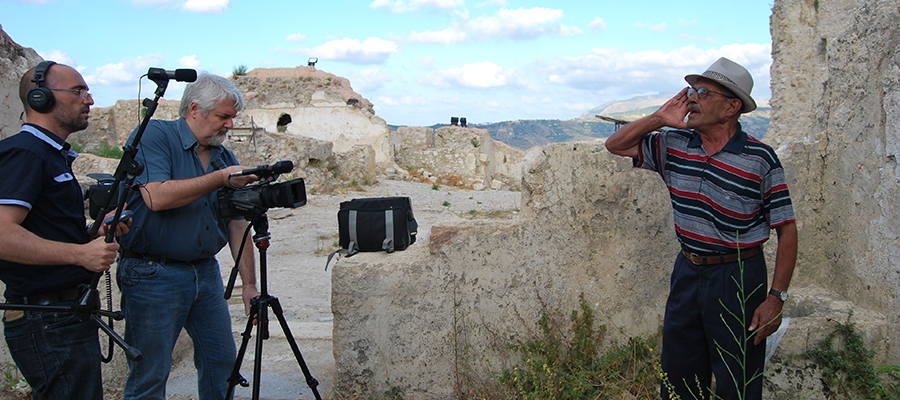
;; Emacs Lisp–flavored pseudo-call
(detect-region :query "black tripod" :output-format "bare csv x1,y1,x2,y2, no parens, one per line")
225,214,321,400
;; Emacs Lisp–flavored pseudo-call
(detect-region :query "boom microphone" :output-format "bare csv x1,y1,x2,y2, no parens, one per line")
229,160,294,178
147,67,197,82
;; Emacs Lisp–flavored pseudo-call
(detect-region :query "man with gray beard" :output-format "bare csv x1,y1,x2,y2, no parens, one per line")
116,72,260,400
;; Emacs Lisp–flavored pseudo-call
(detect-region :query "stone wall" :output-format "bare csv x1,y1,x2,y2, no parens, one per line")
332,143,679,398
331,0,900,398
767,0,900,371
231,68,395,166
391,126,525,189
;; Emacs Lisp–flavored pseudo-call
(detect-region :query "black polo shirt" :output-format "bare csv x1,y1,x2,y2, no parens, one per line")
0,124,93,301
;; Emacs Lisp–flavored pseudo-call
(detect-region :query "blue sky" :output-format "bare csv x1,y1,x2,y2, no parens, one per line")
2,0,775,127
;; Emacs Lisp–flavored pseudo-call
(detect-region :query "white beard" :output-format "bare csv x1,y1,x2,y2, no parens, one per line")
207,132,226,147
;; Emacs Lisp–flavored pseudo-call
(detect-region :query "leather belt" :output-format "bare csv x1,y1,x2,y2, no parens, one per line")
681,246,761,266
120,248,204,265
9,287,83,305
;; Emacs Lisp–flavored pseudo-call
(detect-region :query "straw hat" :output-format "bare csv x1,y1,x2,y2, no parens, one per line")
685,57,757,113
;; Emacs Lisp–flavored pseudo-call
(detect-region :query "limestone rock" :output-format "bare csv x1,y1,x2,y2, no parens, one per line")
0,23,42,140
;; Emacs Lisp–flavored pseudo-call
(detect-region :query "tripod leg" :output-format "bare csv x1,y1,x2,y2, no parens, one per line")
269,296,322,400
252,295,270,400
90,314,143,362
225,301,256,400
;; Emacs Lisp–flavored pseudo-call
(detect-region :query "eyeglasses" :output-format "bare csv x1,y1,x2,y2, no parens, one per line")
687,86,736,100
49,88,92,99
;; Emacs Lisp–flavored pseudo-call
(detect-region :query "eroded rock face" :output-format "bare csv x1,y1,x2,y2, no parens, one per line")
332,0,900,398
0,23,42,140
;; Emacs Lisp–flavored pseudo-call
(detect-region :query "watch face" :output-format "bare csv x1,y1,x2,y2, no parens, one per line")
771,289,788,301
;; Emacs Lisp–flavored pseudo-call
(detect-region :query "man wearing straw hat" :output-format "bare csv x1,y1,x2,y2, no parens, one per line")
605,57,798,400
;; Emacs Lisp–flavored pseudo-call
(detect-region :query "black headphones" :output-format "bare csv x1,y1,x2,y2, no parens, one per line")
28,60,57,113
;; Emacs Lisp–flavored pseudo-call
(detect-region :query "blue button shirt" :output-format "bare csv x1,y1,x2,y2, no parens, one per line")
0,124,93,300
119,118,240,261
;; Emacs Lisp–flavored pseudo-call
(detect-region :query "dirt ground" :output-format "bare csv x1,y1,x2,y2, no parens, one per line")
98,179,522,400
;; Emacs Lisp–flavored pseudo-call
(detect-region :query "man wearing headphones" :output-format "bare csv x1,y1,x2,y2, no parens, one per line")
0,61,128,399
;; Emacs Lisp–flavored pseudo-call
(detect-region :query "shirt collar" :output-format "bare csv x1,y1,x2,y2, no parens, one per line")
176,118,198,151
687,122,748,154
20,123,78,159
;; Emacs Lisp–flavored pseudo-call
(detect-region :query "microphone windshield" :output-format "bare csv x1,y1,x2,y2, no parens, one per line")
174,69,197,82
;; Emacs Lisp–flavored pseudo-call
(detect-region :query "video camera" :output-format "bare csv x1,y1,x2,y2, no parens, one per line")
217,160,307,218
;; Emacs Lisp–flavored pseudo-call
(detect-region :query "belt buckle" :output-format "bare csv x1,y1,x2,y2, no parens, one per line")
688,252,705,264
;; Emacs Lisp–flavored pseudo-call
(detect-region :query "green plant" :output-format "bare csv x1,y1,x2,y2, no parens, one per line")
497,294,660,399
405,165,414,171
93,143,124,159
709,248,769,400
804,311,900,399
72,143,124,159
368,380,404,400
432,184,440,190
232,64,248,76
442,201,451,207
2,363,29,398
471,139,480,148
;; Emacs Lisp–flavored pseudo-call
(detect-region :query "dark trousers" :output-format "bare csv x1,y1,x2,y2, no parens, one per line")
660,251,767,400
3,301,103,400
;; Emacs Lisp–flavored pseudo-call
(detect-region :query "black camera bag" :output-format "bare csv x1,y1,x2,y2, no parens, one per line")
326,196,417,269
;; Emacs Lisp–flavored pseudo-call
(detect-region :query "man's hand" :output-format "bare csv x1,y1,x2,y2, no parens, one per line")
221,165,259,188
654,87,692,130
78,236,120,273
96,207,132,238
605,87,693,158
242,286,260,325
749,296,784,345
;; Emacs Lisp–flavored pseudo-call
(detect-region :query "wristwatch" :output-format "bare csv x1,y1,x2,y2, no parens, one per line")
769,288,789,302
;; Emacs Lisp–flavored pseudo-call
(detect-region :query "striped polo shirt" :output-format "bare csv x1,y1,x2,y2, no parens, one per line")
635,126,795,255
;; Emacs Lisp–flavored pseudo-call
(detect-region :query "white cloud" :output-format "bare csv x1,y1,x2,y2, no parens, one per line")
475,0,506,7
559,25,583,37
130,0,227,13
182,0,229,13
419,56,436,70
176,55,201,69
350,68,392,92
83,54,168,86
306,37,400,65
405,28,468,44
286,33,308,42
465,7,564,39
130,0,179,6
38,50,77,68
563,102,596,111
543,43,773,99
421,61,527,89
370,0,464,13
588,18,607,32
521,95,552,104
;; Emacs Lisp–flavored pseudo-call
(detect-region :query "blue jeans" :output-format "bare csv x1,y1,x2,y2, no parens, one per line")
117,257,236,400
660,251,767,400
3,301,103,400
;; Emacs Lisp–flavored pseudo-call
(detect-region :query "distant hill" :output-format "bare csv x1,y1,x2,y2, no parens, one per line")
390,97,772,151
